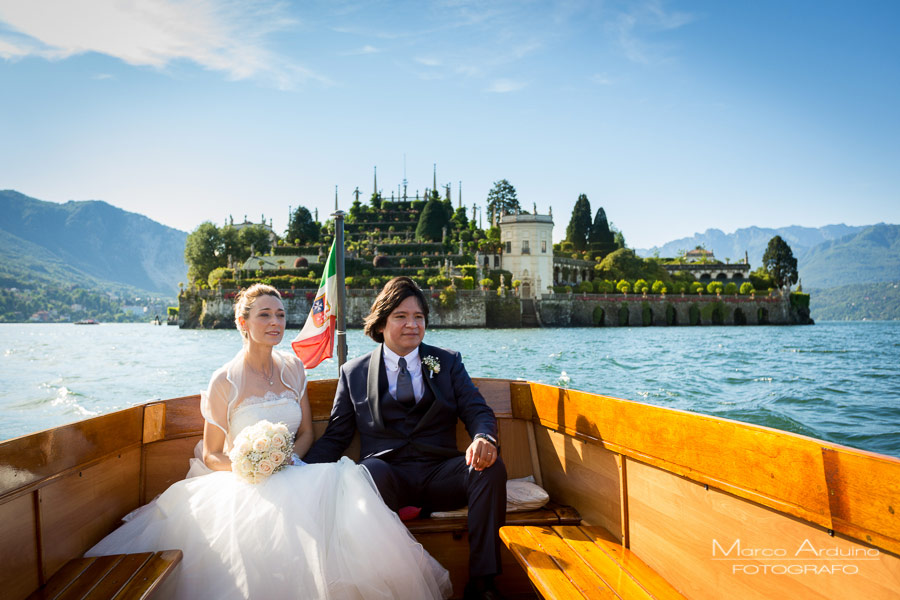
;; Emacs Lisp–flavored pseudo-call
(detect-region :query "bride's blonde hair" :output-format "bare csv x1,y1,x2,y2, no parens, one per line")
234,283,282,341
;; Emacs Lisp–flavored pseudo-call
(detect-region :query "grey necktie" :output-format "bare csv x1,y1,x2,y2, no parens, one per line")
396,357,415,409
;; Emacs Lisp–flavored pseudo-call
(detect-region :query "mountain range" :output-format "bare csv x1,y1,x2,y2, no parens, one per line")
0,190,187,296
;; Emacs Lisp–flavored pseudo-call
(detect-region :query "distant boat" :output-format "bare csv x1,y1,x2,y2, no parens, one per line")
73,319,100,325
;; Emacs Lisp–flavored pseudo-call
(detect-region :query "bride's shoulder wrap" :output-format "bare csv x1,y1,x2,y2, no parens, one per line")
200,350,308,437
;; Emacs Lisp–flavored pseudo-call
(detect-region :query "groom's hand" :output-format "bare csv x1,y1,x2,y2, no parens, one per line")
466,437,498,471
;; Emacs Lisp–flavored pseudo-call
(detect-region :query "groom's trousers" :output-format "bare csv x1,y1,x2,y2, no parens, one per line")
362,456,507,578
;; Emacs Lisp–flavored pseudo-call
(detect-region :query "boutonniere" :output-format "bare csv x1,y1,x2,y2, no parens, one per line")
422,355,440,378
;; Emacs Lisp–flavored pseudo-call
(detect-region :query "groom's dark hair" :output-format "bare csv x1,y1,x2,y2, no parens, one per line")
364,276,429,343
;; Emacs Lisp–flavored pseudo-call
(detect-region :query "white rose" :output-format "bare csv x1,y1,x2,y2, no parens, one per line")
269,450,286,466
237,440,252,456
271,433,287,448
263,421,276,434
252,436,271,452
257,459,275,476
238,458,254,475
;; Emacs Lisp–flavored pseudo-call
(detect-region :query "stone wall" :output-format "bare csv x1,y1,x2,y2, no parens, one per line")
179,289,492,329
179,289,809,329
536,292,809,326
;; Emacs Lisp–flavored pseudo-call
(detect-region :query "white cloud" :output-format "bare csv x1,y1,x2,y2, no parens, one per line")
486,78,526,93
0,0,324,88
92,73,114,80
415,56,442,67
591,73,613,85
610,0,696,64
340,44,380,56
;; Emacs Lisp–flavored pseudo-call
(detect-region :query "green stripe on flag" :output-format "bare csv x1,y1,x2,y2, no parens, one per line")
318,240,337,287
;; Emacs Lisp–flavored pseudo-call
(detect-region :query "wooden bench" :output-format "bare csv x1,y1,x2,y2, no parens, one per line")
500,525,686,600
28,550,182,600
406,502,581,536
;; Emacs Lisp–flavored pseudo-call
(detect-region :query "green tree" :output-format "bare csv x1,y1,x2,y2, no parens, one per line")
452,205,469,230
239,224,273,258
566,194,592,251
285,206,320,245
739,282,754,295
762,235,799,289
595,248,646,281
416,195,450,241
589,207,617,258
185,221,224,283
610,222,626,249
486,179,520,221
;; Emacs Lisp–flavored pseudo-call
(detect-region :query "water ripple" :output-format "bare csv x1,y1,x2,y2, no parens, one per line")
1,322,899,458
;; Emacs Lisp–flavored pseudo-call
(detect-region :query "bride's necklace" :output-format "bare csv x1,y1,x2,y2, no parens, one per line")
247,358,276,386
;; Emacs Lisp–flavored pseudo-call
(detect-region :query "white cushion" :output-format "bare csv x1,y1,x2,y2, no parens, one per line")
430,476,549,518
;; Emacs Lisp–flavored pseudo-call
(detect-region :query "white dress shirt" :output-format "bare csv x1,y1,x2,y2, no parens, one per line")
382,345,425,404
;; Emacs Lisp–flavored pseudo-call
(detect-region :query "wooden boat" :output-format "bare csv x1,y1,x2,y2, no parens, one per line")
73,319,99,325
1,379,898,599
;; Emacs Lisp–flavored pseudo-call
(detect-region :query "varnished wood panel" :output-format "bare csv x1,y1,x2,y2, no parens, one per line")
40,449,141,579
509,382,534,421
417,532,534,599
553,525,687,599
0,407,143,499
52,555,121,600
526,382,833,529
0,492,40,600
107,550,182,600
308,379,339,420
141,403,166,444
154,395,202,438
823,447,900,556
627,459,900,600
500,526,600,599
472,378,512,417
534,427,622,539
141,436,201,503
496,419,533,480
82,552,152,599
30,556,93,599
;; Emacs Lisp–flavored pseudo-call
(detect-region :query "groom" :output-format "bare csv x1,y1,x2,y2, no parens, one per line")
305,276,507,600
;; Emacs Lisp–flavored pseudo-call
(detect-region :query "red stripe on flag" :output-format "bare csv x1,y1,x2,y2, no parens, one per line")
291,315,335,369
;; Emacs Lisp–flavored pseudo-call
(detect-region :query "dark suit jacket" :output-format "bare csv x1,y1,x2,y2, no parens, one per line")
304,342,497,464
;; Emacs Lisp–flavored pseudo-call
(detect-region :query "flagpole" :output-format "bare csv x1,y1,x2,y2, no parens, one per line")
332,210,348,367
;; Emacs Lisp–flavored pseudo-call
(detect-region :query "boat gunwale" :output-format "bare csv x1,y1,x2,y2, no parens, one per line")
2,378,898,558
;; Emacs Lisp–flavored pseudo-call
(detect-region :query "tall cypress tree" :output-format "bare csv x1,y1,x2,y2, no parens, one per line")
589,207,617,259
566,194,592,252
416,193,450,242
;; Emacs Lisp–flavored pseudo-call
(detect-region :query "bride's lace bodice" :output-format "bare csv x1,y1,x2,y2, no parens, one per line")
228,391,301,447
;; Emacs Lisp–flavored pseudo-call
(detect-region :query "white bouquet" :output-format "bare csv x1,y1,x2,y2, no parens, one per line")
228,420,294,484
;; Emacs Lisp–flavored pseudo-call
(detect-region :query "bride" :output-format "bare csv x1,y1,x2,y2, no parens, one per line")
87,284,451,599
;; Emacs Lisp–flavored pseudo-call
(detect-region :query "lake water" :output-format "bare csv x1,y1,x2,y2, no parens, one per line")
1,322,898,458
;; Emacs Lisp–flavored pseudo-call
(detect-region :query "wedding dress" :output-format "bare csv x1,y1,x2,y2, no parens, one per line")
86,352,451,600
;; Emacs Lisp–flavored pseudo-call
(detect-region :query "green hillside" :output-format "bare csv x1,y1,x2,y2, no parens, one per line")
798,224,900,289
808,281,900,321
0,190,187,294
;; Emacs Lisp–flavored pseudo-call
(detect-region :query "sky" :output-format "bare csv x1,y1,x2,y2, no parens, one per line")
1,0,898,250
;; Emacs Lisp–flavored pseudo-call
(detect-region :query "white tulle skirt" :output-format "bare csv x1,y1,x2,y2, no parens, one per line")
86,457,451,599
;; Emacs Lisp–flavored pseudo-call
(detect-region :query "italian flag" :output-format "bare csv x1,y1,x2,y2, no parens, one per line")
291,240,337,369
